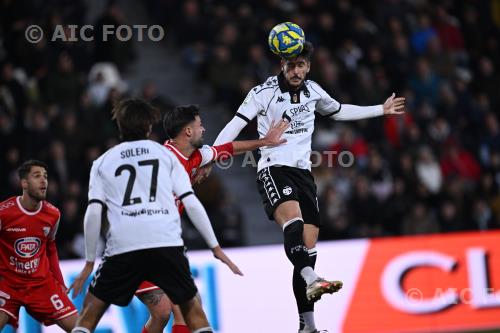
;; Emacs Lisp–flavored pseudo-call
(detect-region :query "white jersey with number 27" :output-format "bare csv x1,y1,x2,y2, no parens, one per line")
88,139,193,257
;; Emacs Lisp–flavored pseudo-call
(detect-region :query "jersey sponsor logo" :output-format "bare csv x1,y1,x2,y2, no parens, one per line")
9,255,40,274
121,208,169,217
283,186,293,195
6,227,27,232
285,128,308,135
283,104,311,118
43,226,50,236
276,96,285,103
14,237,41,258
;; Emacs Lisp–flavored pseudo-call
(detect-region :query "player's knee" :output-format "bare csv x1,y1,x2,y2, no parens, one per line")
274,200,301,224
148,300,171,325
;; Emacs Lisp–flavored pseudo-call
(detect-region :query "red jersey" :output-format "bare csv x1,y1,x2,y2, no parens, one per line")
0,197,62,286
163,140,234,183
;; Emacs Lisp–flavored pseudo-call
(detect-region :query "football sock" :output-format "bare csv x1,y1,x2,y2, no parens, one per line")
141,327,148,333
283,218,313,277
172,324,191,333
301,311,317,331
295,248,318,330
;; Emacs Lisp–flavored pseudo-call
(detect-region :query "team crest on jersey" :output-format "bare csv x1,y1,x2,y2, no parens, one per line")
43,226,50,236
14,237,41,258
283,186,293,195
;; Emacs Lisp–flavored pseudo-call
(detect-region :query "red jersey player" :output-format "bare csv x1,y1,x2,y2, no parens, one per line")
0,160,77,332
134,104,289,333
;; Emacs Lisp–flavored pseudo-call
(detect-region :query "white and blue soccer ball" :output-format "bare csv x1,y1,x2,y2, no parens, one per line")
268,22,305,59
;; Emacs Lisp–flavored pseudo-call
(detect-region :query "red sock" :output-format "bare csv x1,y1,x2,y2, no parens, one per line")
141,327,149,333
172,324,191,333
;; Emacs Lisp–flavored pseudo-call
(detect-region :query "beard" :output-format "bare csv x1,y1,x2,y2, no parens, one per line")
28,186,46,201
192,137,204,149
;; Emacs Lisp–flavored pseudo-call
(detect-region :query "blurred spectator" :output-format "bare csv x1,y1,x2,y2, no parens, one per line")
402,202,440,235
415,146,443,194
440,143,481,182
44,52,82,108
94,2,135,71
410,14,438,54
408,57,441,106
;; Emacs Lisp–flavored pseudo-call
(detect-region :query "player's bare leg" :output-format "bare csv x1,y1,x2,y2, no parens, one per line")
56,313,78,332
172,304,191,333
0,312,10,330
137,289,171,333
179,296,212,332
71,292,109,332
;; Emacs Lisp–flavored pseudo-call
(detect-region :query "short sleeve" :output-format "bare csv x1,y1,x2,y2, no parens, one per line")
235,90,261,123
199,145,217,167
88,160,106,202
310,81,342,116
171,156,194,199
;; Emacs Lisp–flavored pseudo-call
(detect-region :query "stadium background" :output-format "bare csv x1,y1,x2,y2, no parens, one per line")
1,0,500,332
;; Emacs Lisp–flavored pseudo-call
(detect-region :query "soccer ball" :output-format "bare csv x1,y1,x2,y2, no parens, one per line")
268,22,305,58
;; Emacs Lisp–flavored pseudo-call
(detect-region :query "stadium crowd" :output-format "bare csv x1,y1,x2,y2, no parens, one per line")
148,0,500,239
1,0,499,258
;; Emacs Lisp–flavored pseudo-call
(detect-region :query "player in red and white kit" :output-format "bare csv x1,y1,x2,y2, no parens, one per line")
134,104,289,333
0,160,77,332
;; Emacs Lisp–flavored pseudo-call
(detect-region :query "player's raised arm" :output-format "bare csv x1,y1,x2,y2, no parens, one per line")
313,80,405,121
214,89,262,145
171,157,243,276
231,119,289,154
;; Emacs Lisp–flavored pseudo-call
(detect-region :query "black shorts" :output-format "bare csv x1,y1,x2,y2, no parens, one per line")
89,246,197,306
256,166,321,226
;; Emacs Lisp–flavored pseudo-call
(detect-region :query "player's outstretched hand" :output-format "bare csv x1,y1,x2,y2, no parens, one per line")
193,163,213,184
263,119,290,146
383,93,406,115
211,245,243,276
68,261,94,297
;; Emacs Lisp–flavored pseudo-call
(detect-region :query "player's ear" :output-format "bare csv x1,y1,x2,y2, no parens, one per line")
281,59,285,72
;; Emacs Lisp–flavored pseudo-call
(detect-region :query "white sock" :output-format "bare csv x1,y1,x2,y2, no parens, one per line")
302,311,316,330
72,328,91,333
300,266,319,286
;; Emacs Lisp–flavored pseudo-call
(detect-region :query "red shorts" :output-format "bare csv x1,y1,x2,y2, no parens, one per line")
0,278,77,327
135,281,161,295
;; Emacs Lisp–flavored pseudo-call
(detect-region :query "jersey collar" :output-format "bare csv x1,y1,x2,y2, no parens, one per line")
277,72,309,94
278,72,310,104
16,196,43,215
164,140,189,160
